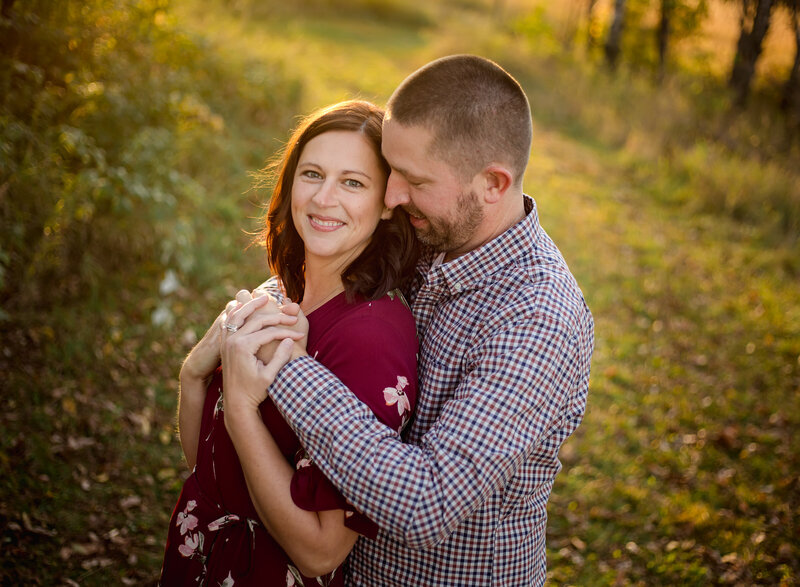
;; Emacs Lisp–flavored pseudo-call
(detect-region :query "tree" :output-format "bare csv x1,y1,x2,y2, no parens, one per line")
657,0,675,81
729,0,776,105
605,0,628,70
586,0,599,51
782,0,800,122
2,0,14,18
655,0,708,81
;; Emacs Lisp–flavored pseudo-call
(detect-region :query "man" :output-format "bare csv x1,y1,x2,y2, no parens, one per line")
258,55,593,585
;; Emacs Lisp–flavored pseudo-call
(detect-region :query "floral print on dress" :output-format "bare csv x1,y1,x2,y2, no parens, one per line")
176,500,199,535
178,530,204,558
213,387,224,419
383,375,412,432
287,564,304,586
208,513,240,532
162,293,415,586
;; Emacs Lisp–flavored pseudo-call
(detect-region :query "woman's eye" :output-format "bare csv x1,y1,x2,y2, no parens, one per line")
344,178,364,188
302,170,322,179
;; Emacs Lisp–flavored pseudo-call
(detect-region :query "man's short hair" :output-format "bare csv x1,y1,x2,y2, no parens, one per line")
386,54,532,186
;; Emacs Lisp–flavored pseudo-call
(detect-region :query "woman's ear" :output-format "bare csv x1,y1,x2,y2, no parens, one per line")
380,206,394,220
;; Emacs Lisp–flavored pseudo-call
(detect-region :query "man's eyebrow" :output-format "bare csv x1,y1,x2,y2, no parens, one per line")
390,165,424,183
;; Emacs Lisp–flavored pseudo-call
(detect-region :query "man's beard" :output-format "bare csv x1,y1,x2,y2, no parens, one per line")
408,190,484,253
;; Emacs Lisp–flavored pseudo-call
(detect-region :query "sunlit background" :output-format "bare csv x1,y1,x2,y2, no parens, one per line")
1,0,798,584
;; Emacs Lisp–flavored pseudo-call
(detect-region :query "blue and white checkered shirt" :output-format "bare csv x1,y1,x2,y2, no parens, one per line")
269,195,594,586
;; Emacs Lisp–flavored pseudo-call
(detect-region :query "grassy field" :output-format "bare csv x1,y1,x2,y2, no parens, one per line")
1,0,798,584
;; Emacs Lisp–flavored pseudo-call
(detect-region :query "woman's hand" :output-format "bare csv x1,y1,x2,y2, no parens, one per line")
221,295,306,415
180,289,255,384
179,309,226,384
177,289,251,469
254,301,309,365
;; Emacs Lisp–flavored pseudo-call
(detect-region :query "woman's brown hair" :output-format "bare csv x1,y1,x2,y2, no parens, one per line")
254,100,419,303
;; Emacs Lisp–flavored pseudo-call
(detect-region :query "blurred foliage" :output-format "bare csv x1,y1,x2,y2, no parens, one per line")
620,0,710,72
0,0,299,313
0,0,798,584
220,0,435,27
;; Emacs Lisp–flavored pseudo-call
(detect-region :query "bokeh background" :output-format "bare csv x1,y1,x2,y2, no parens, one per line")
1,0,798,584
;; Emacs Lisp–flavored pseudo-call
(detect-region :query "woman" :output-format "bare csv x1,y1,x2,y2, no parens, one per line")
160,100,419,586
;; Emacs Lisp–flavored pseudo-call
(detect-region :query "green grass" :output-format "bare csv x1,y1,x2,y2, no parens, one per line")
1,0,798,584
532,127,799,583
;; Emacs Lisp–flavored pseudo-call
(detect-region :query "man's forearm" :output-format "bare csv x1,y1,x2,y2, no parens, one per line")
269,357,445,548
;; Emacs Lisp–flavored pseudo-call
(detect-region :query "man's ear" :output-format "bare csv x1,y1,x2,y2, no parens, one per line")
481,165,514,204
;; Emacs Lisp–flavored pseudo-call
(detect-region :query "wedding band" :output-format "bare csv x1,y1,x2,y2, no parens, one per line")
225,323,239,333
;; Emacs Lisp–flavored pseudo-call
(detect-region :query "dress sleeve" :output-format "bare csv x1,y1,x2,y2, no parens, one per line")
287,303,418,538
290,448,380,539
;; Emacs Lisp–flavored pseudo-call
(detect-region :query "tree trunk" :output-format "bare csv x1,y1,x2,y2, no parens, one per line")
586,0,598,51
604,0,627,70
657,0,673,82
2,0,15,19
729,0,774,106
782,3,800,123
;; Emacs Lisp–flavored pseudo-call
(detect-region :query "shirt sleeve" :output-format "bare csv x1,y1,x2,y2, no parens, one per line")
270,312,593,549
286,308,418,539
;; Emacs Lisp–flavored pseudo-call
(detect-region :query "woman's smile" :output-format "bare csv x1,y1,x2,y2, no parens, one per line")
291,130,390,267
308,214,345,231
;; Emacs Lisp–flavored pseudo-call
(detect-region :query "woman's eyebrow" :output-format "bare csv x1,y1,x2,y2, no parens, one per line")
342,169,372,179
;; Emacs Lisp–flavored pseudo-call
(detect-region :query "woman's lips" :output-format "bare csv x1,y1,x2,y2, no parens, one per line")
309,215,344,231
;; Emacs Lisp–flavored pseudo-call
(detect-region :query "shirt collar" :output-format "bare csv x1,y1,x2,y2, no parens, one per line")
422,195,540,296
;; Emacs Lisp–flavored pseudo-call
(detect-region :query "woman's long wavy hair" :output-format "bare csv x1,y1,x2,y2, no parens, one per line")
254,100,419,303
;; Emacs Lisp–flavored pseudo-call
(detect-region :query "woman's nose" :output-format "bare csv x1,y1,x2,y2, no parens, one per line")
312,180,337,207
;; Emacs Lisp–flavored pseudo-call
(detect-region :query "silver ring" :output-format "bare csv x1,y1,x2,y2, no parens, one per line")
225,323,239,333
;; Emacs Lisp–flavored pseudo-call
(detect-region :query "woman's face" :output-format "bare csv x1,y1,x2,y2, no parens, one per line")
291,130,391,270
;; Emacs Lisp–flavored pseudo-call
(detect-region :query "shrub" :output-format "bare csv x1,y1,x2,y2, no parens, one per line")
0,0,298,312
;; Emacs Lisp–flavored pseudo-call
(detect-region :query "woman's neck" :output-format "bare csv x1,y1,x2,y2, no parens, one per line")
301,259,345,314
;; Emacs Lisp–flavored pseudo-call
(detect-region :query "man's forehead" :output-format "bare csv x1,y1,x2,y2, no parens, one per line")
382,120,431,161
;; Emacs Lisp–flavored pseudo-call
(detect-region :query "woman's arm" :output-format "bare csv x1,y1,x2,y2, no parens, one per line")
220,298,353,577
224,405,358,577
177,371,208,470
177,304,229,469
177,289,291,469
220,298,416,576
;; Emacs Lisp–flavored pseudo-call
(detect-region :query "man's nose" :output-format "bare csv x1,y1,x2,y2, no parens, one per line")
384,172,409,209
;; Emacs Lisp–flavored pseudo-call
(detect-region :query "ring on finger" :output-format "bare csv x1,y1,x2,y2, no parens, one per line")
225,323,239,333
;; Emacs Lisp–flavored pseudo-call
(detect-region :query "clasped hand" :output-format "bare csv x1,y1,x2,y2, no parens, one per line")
221,290,308,414
181,288,309,415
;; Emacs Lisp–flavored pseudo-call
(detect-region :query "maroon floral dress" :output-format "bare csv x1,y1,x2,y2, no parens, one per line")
160,291,418,586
